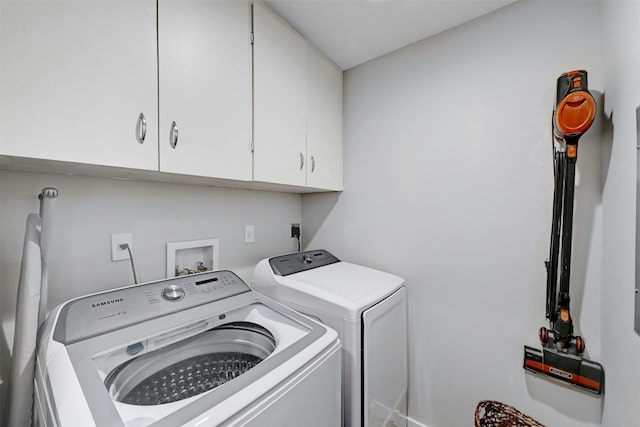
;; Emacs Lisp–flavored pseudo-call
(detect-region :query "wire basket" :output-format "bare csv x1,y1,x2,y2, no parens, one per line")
475,400,545,427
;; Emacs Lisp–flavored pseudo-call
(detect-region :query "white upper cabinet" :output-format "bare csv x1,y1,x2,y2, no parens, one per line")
0,1,158,170
253,3,343,191
1,0,342,192
306,48,343,191
158,0,252,180
252,3,308,187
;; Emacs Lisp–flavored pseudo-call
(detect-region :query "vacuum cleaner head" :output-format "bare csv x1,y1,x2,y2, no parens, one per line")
523,345,604,394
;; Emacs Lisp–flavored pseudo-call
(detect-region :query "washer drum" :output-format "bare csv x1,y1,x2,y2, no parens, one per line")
104,322,276,406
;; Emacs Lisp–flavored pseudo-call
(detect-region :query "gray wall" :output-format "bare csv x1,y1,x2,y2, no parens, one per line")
0,170,301,394
600,1,640,425
302,1,606,426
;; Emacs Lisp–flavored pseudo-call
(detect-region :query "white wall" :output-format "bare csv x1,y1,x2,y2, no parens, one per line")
302,1,606,426
600,1,640,425
0,170,301,396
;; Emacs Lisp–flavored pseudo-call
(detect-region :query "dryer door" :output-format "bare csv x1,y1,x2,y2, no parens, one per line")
362,287,408,427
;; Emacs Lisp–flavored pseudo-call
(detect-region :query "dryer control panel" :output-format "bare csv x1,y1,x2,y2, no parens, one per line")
269,249,340,276
53,270,250,345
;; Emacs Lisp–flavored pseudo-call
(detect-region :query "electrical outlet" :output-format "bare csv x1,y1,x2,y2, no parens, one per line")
111,233,133,261
291,223,301,238
245,225,255,243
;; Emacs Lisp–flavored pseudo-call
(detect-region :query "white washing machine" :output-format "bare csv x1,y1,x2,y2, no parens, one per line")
33,270,341,427
252,250,407,427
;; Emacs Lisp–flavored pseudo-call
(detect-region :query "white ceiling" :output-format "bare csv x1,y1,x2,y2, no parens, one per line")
264,0,518,70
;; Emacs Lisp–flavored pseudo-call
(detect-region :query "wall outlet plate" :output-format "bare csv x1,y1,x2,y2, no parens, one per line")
111,233,133,262
167,238,219,278
245,225,255,243
291,223,301,238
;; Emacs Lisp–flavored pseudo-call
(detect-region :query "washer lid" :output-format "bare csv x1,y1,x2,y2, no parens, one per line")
253,253,405,320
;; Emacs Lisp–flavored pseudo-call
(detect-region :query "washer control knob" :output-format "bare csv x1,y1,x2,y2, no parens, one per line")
162,284,185,302
303,255,313,264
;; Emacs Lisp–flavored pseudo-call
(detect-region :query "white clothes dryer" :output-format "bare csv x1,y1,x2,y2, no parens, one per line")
33,270,341,427
252,250,407,427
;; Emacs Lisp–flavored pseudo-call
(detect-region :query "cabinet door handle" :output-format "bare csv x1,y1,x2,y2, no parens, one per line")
311,155,316,173
170,121,179,149
299,152,305,170
136,112,147,144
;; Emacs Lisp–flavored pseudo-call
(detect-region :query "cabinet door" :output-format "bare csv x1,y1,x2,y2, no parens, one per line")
253,3,307,187
0,1,158,170
306,48,343,191
158,0,252,180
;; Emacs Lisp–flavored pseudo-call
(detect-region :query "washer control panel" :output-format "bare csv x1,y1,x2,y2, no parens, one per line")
269,249,340,276
53,270,250,344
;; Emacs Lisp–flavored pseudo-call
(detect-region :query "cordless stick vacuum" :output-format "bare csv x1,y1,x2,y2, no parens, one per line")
523,70,604,394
